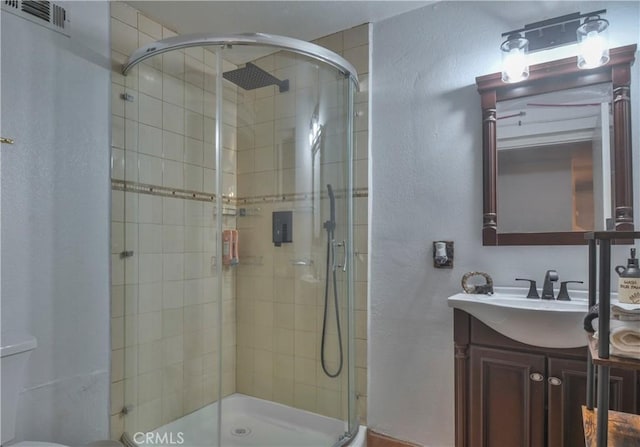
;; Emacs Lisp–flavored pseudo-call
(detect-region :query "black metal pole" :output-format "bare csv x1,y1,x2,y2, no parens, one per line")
596,365,610,447
596,238,611,447
586,238,596,409
588,239,596,307
598,239,610,359
586,351,595,410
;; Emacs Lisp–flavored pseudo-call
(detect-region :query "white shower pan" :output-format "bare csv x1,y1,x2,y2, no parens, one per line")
146,394,366,447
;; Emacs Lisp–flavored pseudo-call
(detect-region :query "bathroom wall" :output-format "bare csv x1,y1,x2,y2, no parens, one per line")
109,3,237,439
234,24,370,423
0,2,111,445
369,1,639,445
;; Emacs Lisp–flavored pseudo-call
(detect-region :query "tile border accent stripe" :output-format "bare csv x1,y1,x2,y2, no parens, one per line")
111,179,368,205
236,187,368,205
112,179,224,202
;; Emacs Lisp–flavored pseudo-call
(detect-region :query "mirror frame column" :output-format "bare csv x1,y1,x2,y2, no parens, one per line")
612,64,634,231
480,91,497,246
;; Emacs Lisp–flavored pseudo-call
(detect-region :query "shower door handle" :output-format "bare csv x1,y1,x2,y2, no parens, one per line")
335,240,347,272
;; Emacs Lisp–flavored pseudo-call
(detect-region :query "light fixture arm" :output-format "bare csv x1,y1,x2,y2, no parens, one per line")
501,9,606,39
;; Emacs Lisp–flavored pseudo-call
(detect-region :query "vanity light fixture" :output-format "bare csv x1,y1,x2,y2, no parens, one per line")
500,9,609,83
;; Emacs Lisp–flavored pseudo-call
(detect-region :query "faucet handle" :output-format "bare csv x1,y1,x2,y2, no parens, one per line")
541,270,559,300
557,281,584,301
515,278,539,299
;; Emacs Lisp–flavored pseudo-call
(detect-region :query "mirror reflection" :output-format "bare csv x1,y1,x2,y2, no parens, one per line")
496,84,613,233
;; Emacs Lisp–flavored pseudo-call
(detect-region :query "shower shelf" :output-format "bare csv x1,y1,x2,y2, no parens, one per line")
237,207,262,217
291,259,314,266
213,206,238,217
210,255,263,266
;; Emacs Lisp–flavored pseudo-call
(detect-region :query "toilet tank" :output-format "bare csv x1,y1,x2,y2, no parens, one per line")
1,334,37,445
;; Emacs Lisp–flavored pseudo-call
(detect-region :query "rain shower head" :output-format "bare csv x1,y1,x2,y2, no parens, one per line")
223,62,289,92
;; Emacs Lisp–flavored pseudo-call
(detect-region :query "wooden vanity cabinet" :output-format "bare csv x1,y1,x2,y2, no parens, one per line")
454,309,638,447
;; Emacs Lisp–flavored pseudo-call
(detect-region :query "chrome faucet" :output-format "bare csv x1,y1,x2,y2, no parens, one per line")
541,270,559,300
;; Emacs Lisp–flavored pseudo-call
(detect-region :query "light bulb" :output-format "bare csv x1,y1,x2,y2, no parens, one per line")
577,17,609,69
580,31,605,68
501,35,529,83
504,48,528,82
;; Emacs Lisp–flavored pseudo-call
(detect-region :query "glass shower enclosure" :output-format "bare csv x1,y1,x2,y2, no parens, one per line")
112,33,358,446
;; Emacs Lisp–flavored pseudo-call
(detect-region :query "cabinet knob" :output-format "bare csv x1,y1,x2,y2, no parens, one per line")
548,376,562,386
530,372,544,382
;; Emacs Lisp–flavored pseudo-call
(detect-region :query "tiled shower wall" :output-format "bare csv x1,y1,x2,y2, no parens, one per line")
109,3,237,439
233,25,370,423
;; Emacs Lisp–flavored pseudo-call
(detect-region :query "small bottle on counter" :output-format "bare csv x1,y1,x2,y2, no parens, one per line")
615,248,640,304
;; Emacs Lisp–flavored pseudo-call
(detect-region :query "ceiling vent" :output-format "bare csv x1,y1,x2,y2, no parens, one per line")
2,0,70,37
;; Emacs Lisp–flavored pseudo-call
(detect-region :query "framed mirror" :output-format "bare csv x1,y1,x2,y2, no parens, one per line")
476,44,636,245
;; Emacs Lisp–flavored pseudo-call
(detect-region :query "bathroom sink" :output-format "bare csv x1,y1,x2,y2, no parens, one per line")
447,288,589,348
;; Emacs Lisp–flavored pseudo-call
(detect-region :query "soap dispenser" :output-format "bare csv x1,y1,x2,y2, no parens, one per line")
615,248,640,304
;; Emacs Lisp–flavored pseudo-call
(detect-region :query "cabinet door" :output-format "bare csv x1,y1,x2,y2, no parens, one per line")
470,346,546,447
547,357,637,447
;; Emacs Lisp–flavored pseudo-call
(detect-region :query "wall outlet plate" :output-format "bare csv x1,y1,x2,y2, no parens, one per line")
433,241,454,268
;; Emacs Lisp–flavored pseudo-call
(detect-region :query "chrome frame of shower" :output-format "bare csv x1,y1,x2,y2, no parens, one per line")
121,32,361,447
331,77,358,447
121,32,359,89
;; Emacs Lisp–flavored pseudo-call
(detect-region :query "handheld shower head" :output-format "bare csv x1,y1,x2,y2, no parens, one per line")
324,184,336,233
321,182,344,378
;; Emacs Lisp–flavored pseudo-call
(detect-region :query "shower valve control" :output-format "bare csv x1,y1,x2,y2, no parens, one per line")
272,211,293,247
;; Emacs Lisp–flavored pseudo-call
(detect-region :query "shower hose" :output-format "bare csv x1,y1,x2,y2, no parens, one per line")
321,185,344,378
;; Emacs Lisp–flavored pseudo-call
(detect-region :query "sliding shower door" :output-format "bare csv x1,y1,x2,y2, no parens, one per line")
223,44,357,443
112,47,225,443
